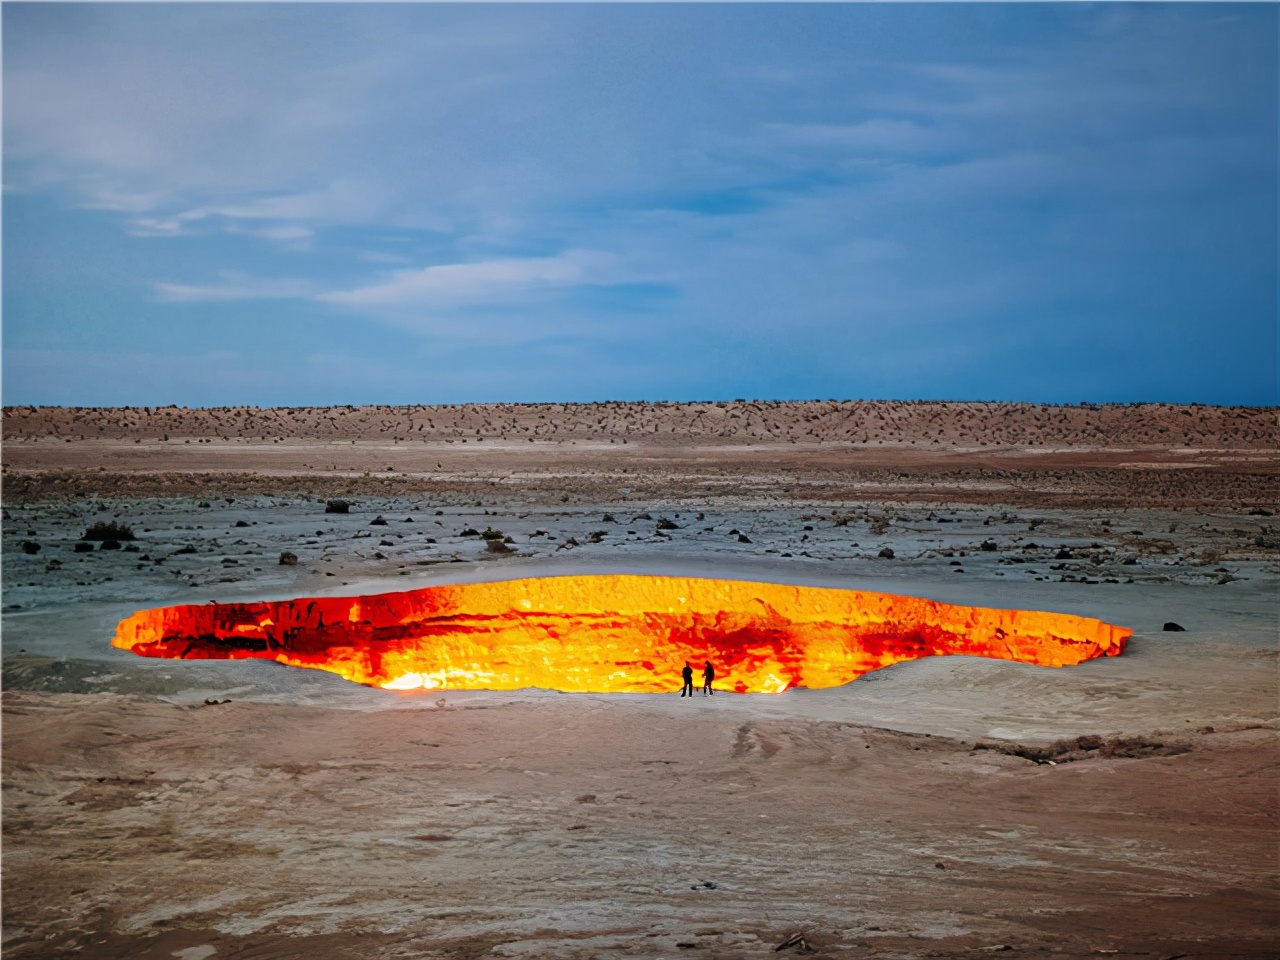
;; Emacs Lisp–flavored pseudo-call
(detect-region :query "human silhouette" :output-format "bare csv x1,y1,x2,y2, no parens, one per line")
702,661,715,695
680,661,694,697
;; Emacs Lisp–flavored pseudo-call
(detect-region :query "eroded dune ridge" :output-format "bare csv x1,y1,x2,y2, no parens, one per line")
5,399,1276,446
112,574,1131,693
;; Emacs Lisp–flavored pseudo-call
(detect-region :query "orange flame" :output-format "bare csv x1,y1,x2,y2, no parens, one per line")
111,575,1130,694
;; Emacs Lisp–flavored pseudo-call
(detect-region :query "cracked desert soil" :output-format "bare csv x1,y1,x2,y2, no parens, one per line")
2,401,1277,959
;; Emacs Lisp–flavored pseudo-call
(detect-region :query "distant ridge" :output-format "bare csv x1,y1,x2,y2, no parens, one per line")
5,400,1274,449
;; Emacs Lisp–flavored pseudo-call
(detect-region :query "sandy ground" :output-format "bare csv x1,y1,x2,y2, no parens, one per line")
2,403,1277,959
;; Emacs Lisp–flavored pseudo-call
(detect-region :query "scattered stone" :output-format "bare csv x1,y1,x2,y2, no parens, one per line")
73,542,95,553
459,528,480,537
20,540,40,554
737,534,751,544
587,530,607,543
279,551,298,566
370,515,388,526
324,499,350,514
602,513,616,523
99,540,122,550
878,547,895,559
1163,622,1185,632
980,540,998,551
486,539,514,554
632,513,653,521
480,527,505,540
775,932,809,952
45,559,62,571
657,518,679,530
234,520,250,528
1055,548,1073,560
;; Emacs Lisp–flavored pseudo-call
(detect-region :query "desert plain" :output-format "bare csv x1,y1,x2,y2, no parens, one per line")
2,400,1277,959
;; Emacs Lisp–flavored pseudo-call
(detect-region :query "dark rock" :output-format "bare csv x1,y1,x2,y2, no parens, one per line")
632,513,653,521
279,551,299,566
737,534,751,544
878,547,895,559
602,513,617,523
402,517,414,523
657,518,679,530
234,520,250,528
324,500,350,514
370,515,388,526
100,539,122,550
459,528,480,537
480,527,505,540
45,559,62,571
74,542,95,553
1163,622,1186,632
485,539,514,554
980,540,998,552
20,540,40,554
1055,549,1073,560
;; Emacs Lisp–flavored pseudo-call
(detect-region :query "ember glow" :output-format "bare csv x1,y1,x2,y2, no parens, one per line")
112,575,1130,693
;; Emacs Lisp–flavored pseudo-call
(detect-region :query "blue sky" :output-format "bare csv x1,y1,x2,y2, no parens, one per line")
4,3,1276,407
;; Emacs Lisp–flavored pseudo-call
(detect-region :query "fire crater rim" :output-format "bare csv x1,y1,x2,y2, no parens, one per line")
111,573,1132,695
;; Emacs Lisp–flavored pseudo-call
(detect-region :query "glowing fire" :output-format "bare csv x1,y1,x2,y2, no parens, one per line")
111,575,1130,694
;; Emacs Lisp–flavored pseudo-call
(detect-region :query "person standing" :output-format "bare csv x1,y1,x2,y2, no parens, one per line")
680,661,694,697
702,660,715,695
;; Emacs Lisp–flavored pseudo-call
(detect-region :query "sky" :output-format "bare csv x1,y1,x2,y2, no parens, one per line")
3,3,1276,408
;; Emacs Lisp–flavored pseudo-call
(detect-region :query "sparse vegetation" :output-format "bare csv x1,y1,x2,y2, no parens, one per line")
81,521,134,541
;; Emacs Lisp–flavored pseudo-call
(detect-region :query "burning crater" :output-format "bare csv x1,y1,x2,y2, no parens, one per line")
112,575,1130,694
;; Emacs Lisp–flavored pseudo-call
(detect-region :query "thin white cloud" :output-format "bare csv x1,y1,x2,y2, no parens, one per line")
317,250,616,308
153,274,317,303
766,119,943,155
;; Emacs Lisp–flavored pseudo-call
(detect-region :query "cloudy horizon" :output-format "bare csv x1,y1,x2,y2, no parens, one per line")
4,3,1276,408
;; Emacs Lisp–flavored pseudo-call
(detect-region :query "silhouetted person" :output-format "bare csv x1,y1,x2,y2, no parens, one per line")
703,661,715,695
680,661,694,697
